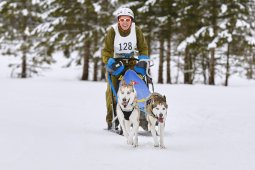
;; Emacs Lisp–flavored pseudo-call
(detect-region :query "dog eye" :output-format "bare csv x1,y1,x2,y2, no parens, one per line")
156,108,159,110
163,108,166,110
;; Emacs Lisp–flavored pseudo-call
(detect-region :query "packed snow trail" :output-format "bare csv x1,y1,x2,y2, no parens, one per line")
0,57,255,170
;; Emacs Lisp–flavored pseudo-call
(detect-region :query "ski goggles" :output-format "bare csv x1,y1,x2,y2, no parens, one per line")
119,18,131,22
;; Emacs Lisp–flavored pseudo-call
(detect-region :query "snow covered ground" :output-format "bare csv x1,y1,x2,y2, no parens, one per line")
0,56,255,170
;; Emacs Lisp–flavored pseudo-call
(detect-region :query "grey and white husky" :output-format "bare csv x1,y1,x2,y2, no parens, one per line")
146,93,168,148
116,80,140,147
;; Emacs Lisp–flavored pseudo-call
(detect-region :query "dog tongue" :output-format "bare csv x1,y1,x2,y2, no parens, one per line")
158,117,164,123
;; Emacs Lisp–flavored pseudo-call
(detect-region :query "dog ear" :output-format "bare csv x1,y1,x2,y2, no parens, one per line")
163,95,167,102
121,79,127,86
162,96,168,108
152,98,155,105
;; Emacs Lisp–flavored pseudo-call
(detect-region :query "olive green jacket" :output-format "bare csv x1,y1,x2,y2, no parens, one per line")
101,24,148,64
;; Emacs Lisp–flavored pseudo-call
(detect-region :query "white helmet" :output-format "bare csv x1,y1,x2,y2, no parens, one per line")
116,7,134,20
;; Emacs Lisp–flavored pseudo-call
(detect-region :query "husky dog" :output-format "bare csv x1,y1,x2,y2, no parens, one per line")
116,80,140,147
146,93,168,148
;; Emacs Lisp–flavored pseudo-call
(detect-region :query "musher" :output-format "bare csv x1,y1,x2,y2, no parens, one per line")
101,7,149,130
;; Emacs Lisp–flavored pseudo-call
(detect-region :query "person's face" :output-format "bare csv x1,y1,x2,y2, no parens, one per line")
118,16,132,31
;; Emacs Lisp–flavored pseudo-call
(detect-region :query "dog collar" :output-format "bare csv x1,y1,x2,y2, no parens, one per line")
149,112,158,119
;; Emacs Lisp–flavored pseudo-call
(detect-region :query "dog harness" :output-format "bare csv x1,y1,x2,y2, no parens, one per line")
120,106,134,120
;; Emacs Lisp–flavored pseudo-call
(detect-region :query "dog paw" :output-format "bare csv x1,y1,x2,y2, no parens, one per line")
133,143,138,148
127,139,133,145
160,145,166,149
154,144,159,147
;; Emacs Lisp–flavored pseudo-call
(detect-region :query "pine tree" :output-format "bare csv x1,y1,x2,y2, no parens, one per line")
175,1,255,85
176,0,204,84
95,0,115,81
0,0,46,78
155,0,179,84
218,1,251,85
34,0,98,80
201,0,253,85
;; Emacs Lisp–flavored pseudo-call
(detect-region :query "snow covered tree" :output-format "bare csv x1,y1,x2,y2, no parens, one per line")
217,1,252,85
93,0,115,81
136,0,179,84
200,0,254,85
176,1,254,85
0,0,46,78
1,0,254,83
154,0,179,84
233,1,255,80
245,1,255,80
143,0,165,84
176,0,205,84
34,0,98,80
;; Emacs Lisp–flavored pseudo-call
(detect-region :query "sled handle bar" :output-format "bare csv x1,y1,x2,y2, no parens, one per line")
114,57,154,66
114,57,139,62
114,57,154,81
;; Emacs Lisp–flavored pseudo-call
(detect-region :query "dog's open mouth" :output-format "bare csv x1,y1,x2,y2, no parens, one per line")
122,99,130,108
158,117,164,123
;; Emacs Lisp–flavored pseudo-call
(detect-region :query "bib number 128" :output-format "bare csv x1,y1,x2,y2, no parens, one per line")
119,42,132,51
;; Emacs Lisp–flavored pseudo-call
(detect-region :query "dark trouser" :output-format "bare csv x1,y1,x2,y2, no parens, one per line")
105,74,118,124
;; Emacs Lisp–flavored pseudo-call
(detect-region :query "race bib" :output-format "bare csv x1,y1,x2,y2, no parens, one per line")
113,23,137,55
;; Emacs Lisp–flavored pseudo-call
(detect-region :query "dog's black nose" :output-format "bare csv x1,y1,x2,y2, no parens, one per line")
123,98,126,102
159,113,163,117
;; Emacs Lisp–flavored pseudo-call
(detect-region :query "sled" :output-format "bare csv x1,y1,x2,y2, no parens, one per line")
107,57,154,134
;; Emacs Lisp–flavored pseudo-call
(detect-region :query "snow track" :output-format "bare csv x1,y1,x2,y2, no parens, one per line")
0,58,255,170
